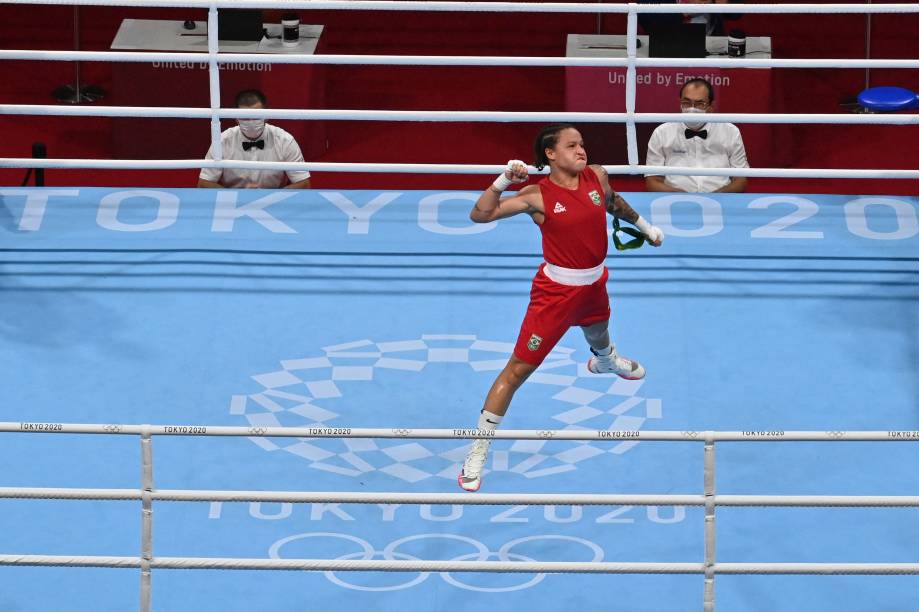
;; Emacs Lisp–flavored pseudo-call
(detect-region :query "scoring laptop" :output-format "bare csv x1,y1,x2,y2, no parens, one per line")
217,9,264,41
648,23,707,58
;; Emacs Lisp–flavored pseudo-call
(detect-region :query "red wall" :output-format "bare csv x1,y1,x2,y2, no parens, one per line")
0,1,916,191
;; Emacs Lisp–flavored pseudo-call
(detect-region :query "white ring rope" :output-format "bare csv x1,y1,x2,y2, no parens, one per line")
4,422,919,441
4,159,919,179
0,555,711,573
3,488,919,508
4,50,919,70
2,555,919,575
3,159,919,179
5,106,919,126
4,1,919,15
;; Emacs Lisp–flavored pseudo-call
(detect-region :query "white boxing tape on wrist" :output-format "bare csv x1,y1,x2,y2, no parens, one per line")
492,173,513,192
634,216,664,244
634,216,653,236
493,159,527,191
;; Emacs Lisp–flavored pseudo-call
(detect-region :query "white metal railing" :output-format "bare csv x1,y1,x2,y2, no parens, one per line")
0,2,918,179
2,422,919,612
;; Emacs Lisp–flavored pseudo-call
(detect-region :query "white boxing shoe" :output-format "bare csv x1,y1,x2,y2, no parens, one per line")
457,438,491,492
588,347,646,380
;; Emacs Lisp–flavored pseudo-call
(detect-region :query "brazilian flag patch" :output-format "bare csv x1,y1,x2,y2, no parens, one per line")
588,190,602,205
527,334,543,351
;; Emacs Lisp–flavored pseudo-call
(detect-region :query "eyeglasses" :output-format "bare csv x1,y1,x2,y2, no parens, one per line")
612,217,646,251
680,100,710,110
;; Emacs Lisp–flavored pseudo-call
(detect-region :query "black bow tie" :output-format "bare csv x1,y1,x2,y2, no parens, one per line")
685,129,708,140
242,139,265,151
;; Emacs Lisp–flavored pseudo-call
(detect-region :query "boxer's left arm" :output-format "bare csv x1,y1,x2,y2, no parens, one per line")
592,164,665,247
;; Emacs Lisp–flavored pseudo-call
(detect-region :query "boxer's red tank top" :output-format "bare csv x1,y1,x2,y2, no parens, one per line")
536,167,608,269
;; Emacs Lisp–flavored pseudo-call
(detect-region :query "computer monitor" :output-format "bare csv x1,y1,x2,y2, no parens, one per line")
648,23,707,58
217,9,264,42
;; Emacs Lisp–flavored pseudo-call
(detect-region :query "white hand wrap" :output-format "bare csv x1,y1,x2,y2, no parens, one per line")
492,159,527,192
634,216,665,245
492,173,513,192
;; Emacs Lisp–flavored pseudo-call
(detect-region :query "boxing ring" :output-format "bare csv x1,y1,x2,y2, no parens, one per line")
1,3,919,612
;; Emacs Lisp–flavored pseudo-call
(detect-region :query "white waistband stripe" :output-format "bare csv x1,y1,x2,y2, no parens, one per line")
542,262,605,286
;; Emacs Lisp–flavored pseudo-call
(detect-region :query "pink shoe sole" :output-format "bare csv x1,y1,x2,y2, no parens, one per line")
457,471,482,492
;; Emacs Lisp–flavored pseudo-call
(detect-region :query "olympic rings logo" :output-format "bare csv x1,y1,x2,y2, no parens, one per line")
537,430,556,439
391,428,412,437
102,424,122,433
248,427,268,436
268,532,603,592
826,431,846,439
682,431,699,439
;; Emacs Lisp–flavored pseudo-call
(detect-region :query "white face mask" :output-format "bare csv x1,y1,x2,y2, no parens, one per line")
238,119,265,140
682,107,707,131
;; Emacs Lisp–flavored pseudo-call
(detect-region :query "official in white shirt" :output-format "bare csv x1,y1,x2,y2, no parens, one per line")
198,89,311,189
645,78,749,193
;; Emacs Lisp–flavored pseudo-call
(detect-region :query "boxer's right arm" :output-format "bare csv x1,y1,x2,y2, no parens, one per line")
470,160,542,223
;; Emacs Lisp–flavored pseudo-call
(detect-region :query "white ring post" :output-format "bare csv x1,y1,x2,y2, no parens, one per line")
140,427,154,612
624,7,639,169
703,436,716,612
207,5,223,162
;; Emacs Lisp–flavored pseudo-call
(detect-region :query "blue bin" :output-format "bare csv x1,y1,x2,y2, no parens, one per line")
857,86,919,112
